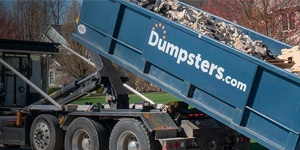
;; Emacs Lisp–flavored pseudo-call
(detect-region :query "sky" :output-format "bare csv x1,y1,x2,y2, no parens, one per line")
77,0,83,4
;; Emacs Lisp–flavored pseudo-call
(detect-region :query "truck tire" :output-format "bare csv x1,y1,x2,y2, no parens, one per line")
109,118,159,150
64,117,109,150
30,114,64,150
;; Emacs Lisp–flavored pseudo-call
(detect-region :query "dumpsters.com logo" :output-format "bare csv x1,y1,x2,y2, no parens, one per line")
152,23,166,39
147,23,247,92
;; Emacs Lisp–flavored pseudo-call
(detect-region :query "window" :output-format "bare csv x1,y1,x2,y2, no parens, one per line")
4,55,30,76
289,12,296,30
282,14,289,31
49,70,55,86
282,12,296,31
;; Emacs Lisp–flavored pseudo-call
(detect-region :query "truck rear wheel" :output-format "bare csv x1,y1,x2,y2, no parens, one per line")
30,114,64,150
64,117,109,150
109,118,158,150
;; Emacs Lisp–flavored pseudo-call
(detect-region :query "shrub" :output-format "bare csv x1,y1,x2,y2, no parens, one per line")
47,86,61,94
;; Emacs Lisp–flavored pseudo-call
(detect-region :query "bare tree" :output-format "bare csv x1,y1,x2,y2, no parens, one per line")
180,0,205,8
0,2,5,18
49,0,68,25
0,2,22,39
0,0,70,40
56,0,95,80
10,0,52,41
199,0,300,45
0,2,10,38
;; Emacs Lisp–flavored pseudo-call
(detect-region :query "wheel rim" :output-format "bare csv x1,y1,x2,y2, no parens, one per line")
117,131,139,150
32,122,50,150
72,129,91,150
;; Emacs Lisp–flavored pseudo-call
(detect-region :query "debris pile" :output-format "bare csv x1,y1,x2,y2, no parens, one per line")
129,0,275,60
276,45,300,73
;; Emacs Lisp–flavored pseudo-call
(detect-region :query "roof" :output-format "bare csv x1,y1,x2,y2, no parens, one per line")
51,25,62,34
41,25,68,46
0,38,59,54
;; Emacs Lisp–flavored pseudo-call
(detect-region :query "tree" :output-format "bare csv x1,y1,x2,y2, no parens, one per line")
0,3,10,38
180,0,205,8
0,2,20,39
250,0,299,43
199,0,300,45
9,0,52,41
49,0,68,25
0,0,69,41
55,0,95,80
280,5,300,45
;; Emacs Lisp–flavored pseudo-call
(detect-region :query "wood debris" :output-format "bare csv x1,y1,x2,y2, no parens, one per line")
266,58,295,69
276,46,300,73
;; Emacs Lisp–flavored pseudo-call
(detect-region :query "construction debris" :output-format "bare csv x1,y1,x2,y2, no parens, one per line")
129,0,275,60
266,58,295,70
277,46,300,73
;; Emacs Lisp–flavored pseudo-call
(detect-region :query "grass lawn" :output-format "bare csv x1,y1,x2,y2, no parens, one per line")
72,92,180,105
251,140,268,150
73,92,268,150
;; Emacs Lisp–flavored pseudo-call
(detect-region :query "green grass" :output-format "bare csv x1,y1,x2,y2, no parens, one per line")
251,140,268,150
72,92,268,150
72,92,180,105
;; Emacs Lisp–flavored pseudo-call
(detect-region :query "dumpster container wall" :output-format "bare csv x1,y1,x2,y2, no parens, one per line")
72,1,300,149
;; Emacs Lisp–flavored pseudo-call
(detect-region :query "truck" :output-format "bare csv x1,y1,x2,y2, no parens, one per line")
0,0,299,149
